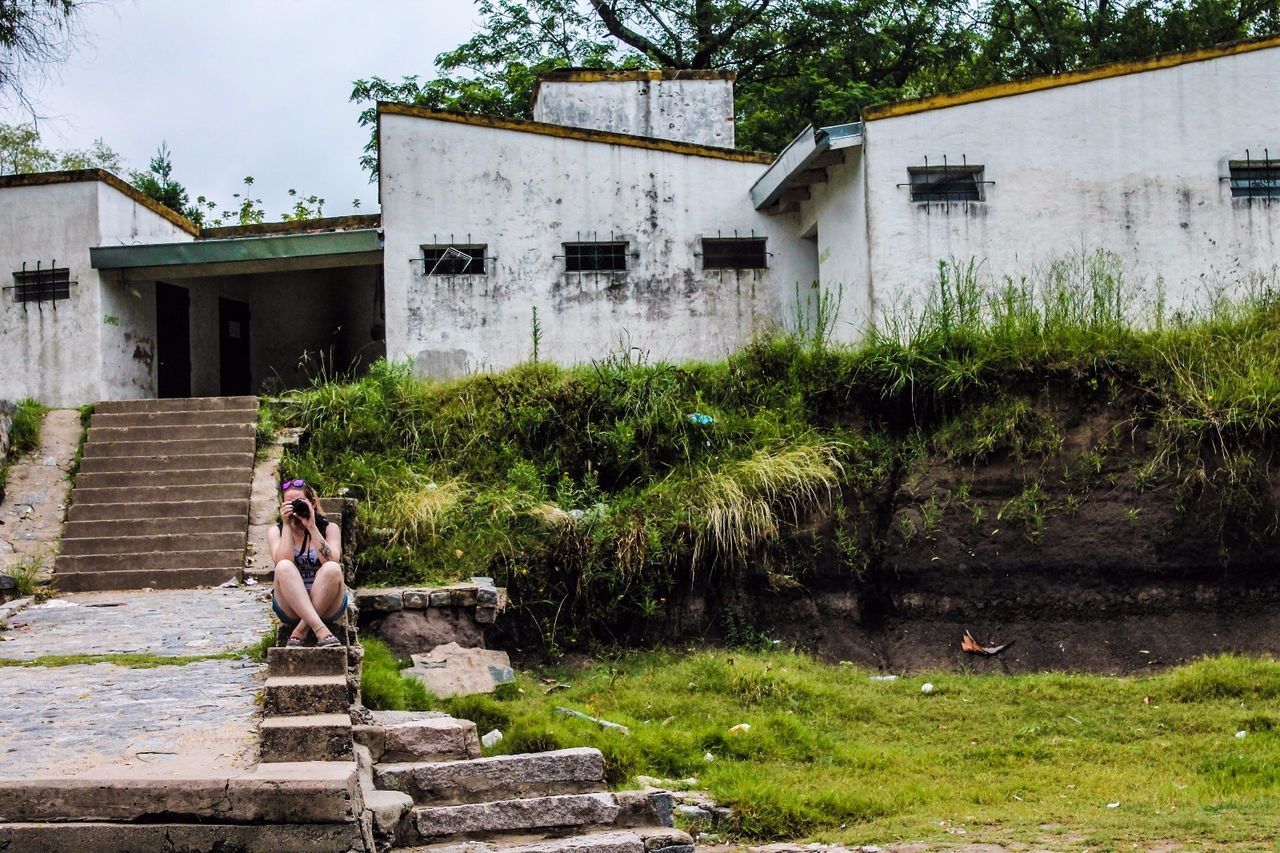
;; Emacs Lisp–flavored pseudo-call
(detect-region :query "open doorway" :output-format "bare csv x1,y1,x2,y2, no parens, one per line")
155,282,191,398
219,297,251,396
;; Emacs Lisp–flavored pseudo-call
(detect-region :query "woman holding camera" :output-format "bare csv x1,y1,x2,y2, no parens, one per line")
269,478,347,647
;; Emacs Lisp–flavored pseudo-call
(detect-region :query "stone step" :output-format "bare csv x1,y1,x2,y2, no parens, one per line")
52,566,241,592
81,436,256,457
0,822,362,853
66,498,248,522
376,748,606,806
78,451,254,474
92,407,259,428
95,395,259,414
63,514,247,538
277,620,358,648
70,482,251,505
268,644,349,677
76,467,250,489
54,548,245,572
407,793,620,842
60,531,246,556
408,829,653,853
355,716,481,764
260,713,354,762
265,674,351,716
0,761,358,824
87,422,256,443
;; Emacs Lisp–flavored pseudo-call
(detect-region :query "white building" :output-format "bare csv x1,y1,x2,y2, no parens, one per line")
3,38,1279,405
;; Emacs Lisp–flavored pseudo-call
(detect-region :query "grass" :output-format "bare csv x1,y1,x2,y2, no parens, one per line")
0,650,254,668
272,252,1280,651
0,398,49,505
360,636,434,710
447,649,1280,848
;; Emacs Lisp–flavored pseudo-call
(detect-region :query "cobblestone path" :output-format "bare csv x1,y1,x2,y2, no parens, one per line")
0,587,273,776
0,408,80,578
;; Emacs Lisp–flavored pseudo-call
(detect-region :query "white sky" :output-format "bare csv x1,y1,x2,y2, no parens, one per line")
4,0,481,218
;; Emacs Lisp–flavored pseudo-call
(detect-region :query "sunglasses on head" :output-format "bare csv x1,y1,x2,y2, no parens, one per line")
280,479,307,491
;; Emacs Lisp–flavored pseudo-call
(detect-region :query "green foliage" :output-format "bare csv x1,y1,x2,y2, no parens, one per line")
8,398,46,458
1,122,124,174
128,142,208,224
935,397,1063,462
360,636,436,711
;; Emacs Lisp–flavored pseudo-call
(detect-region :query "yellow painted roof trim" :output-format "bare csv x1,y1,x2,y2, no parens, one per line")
0,168,201,236
864,34,1280,121
378,102,773,165
537,68,735,84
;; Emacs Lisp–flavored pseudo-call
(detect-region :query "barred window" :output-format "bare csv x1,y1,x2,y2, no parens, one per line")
564,242,628,272
702,238,768,270
1229,157,1279,199
421,244,487,275
908,165,985,202
11,267,71,303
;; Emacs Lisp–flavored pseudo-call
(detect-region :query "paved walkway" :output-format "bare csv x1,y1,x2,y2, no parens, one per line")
0,587,273,777
0,408,80,578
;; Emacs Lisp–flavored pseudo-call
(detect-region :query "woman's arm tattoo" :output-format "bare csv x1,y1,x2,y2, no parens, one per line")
319,541,333,559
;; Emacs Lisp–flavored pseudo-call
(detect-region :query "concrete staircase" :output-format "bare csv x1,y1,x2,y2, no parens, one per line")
353,718,692,853
54,396,258,592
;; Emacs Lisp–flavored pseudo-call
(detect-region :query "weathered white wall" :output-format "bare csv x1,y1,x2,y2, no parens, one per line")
859,47,1280,317
796,151,872,342
95,185,196,401
0,182,104,407
380,113,813,378
533,77,736,148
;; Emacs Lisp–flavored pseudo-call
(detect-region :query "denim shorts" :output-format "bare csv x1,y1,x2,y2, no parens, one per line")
272,591,348,625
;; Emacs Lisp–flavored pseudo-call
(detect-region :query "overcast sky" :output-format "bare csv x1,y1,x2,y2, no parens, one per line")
6,0,481,218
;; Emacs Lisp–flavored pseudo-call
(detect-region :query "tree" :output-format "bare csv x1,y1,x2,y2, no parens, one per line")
128,142,207,223
354,0,1280,168
1,120,122,174
1,0,81,111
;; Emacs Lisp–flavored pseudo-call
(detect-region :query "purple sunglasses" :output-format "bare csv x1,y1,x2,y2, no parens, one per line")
280,478,307,491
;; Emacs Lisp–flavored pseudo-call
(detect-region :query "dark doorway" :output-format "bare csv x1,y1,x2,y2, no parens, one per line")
155,282,191,398
219,297,251,396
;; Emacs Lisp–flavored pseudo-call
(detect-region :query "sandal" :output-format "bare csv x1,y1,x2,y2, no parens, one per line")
316,633,342,647
286,636,306,647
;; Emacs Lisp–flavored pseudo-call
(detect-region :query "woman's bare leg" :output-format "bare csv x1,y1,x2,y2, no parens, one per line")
274,560,329,639
309,562,346,632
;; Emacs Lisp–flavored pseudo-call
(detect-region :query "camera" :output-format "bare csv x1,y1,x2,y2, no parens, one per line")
291,498,311,520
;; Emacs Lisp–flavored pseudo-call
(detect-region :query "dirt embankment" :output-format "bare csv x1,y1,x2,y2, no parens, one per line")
671,395,1280,674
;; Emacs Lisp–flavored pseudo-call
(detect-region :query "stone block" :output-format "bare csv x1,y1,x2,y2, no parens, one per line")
382,716,482,762
352,724,386,761
403,588,433,609
615,790,675,828
357,587,404,611
450,586,479,607
0,822,364,853
377,747,605,805
429,589,453,607
476,605,498,624
477,586,499,605
410,792,620,840
401,642,515,698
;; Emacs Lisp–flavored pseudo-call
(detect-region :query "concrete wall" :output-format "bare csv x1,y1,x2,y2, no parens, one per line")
533,77,736,148
95,185,195,401
795,151,872,342
858,46,1280,317
0,182,104,407
380,113,813,378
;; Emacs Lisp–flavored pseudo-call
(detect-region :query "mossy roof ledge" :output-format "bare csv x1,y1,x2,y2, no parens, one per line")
0,169,201,236
377,102,774,165
864,32,1280,120
90,227,383,270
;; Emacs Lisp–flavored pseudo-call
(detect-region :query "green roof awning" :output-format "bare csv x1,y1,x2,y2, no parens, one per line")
91,229,383,278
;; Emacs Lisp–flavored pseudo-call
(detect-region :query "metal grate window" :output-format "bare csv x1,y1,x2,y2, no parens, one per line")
908,165,985,202
702,237,768,270
564,242,628,272
11,266,71,303
1229,153,1279,198
421,244,487,275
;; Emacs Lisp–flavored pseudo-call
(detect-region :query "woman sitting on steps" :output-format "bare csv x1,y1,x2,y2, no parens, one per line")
269,478,347,647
